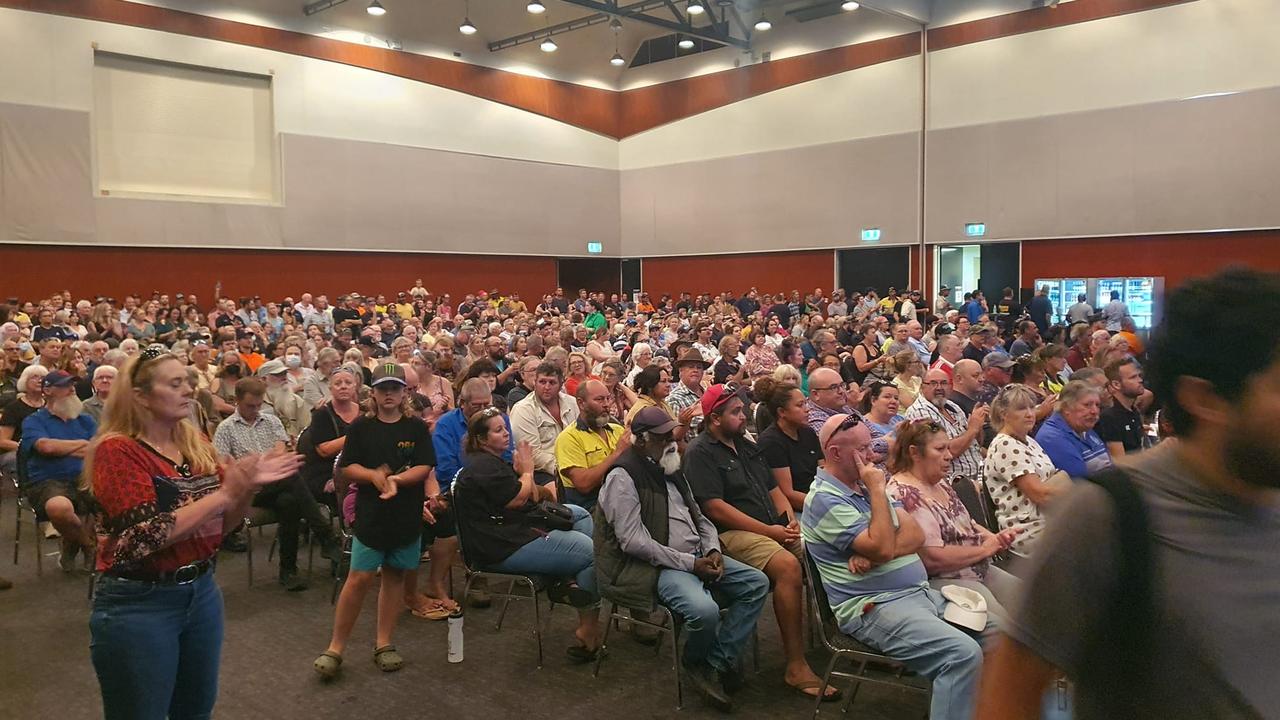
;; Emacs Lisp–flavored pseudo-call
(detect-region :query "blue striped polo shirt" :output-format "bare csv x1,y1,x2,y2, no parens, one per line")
801,469,929,632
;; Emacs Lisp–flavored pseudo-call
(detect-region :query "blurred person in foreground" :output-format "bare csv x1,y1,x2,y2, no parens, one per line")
978,268,1280,719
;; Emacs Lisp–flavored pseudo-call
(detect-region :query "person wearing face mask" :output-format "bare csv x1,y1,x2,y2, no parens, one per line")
20,370,98,572
282,344,311,395
980,268,1280,720
595,407,770,711
554,379,631,511
1033,380,1112,480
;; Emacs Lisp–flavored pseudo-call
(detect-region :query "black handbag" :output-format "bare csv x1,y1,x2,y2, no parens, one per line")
523,500,574,532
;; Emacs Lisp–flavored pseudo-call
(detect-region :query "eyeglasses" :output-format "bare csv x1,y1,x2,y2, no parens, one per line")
921,379,950,387
811,384,844,393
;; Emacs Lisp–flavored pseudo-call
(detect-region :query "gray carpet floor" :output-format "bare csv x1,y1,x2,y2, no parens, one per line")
0,488,927,719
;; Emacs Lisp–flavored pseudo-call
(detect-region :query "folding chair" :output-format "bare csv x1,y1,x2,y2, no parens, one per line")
10,445,47,576
952,475,999,533
802,549,930,719
450,482,561,669
593,601,685,709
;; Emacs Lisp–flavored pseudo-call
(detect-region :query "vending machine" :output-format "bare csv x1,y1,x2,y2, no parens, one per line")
1123,277,1159,329
1062,279,1087,315
1096,278,1126,309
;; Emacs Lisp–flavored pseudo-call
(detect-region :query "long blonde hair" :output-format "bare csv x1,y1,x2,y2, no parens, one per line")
83,353,217,490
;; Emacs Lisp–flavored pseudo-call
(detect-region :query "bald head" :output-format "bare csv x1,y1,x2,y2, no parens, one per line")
923,369,951,408
952,359,981,395
808,367,848,412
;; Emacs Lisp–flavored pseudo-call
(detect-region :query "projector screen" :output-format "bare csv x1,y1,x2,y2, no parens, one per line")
93,51,278,203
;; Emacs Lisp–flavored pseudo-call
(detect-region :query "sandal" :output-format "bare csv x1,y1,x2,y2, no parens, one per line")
411,603,451,621
373,645,404,672
565,643,607,664
313,651,343,680
788,679,843,703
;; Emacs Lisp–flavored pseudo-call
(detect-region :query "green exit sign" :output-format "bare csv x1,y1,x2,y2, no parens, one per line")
861,227,881,242
964,222,986,238
586,242,603,254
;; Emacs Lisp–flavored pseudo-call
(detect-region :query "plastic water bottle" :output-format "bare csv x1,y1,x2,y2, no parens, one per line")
447,609,464,663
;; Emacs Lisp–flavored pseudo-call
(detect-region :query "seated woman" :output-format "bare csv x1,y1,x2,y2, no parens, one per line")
859,381,904,472
982,384,1071,553
452,409,602,662
889,350,925,409
886,419,1021,620
598,359,637,422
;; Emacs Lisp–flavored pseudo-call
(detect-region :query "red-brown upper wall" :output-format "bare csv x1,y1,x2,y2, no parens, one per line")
0,0,1189,139
641,250,835,299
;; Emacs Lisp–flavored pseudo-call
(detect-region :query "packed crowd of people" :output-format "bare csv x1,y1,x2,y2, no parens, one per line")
0,270,1274,719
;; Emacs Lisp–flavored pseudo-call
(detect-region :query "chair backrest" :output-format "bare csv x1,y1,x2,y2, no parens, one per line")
952,476,999,533
801,546,844,647
448,479,482,572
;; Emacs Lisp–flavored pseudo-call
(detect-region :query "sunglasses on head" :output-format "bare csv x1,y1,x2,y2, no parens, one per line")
130,346,169,383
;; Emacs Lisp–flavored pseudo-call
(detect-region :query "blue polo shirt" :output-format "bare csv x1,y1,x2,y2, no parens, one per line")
1034,412,1112,479
20,409,97,485
432,408,513,493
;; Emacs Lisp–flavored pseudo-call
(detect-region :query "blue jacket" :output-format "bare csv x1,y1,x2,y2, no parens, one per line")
1034,412,1112,480
432,408,513,492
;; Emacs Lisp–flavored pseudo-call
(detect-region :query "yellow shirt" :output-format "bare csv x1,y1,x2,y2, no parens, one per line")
554,421,625,489
394,303,415,320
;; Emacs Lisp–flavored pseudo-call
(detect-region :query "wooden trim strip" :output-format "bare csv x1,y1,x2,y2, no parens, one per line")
1,0,1195,139
926,0,1195,52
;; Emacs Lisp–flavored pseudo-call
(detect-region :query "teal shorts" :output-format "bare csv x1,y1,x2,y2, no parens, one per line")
350,536,421,572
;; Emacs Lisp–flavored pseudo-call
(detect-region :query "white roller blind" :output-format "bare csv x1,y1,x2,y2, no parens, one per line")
93,52,277,203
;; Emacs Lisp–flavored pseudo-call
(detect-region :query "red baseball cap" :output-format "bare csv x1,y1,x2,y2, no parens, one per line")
700,383,744,416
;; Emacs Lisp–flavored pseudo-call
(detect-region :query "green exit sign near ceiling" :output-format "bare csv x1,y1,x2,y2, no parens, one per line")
861,227,881,242
586,242,603,254
964,222,986,238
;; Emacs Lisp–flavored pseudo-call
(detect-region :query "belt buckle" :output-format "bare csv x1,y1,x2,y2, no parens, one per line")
173,563,201,585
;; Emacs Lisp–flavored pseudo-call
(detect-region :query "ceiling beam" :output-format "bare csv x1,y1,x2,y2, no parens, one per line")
302,0,351,16
488,0,747,51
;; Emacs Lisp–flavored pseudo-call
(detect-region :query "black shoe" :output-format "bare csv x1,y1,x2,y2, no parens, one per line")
682,660,733,712
279,571,309,592
221,532,248,553
720,663,746,695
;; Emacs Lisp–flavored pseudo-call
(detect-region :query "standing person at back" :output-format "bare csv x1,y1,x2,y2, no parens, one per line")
978,268,1280,719
1100,290,1129,332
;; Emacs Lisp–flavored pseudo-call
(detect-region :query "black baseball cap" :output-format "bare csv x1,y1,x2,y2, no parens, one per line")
371,362,407,387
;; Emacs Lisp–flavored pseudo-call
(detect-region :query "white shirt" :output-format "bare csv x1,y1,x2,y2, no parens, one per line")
509,391,579,474
983,433,1057,552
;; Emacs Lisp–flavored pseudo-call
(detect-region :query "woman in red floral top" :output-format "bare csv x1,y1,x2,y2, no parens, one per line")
86,348,300,720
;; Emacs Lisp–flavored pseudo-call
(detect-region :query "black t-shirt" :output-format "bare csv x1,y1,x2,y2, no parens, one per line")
0,398,41,444
1096,402,1144,453
961,343,988,363
300,405,351,494
453,451,540,568
339,414,435,551
332,307,360,327
758,423,822,496
685,433,780,530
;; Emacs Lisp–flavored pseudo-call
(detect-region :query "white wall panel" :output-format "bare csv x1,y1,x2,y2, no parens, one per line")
929,0,1280,130
0,8,618,170
619,56,922,170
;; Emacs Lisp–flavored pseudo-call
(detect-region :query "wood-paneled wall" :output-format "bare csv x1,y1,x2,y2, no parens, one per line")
641,250,835,299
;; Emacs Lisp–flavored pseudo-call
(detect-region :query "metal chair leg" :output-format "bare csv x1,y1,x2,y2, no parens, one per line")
813,653,840,719
34,523,42,577
528,579,543,669
12,500,18,565
592,603,617,678
268,536,277,563
246,523,255,587
494,578,517,630
671,613,683,710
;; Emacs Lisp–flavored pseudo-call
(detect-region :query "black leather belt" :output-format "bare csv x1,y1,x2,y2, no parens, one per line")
106,558,215,585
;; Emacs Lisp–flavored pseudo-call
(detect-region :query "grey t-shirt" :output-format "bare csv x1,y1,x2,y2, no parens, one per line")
1006,440,1278,719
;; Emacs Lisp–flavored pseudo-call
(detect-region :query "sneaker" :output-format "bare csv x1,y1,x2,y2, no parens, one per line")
682,659,733,712
279,571,309,592
58,542,79,573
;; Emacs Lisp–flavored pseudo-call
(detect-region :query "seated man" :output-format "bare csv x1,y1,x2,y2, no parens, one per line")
805,367,862,433
214,378,335,590
260,359,311,440
802,413,992,720
510,362,578,488
686,384,840,702
595,407,769,711
21,370,97,572
1034,380,1113,479
555,380,629,510
82,364,116,423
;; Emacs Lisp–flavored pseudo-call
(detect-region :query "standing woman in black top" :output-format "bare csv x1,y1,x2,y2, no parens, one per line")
848,322,890,385
756,381,822,512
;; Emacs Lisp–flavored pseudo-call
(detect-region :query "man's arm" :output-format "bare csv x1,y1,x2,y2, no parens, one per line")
562,431,632,495
32,437,91,457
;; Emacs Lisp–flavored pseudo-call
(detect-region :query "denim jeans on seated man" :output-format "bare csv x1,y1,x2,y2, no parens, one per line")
488,504,597,598
656,556,769,673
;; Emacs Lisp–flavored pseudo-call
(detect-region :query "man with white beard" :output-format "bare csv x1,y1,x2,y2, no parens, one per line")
20,369,98,572
594,407,769,711
258,359,310,440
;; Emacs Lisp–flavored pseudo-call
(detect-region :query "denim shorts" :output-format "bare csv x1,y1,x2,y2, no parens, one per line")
350,535,421,572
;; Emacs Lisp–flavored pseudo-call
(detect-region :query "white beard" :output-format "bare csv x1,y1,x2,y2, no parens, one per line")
658,442,682,475
50,395,84,420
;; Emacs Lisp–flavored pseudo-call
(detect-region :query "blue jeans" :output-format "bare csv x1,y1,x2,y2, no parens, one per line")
845,586,991,720
656,556,769,673
489,504,597,597
90,572,224,720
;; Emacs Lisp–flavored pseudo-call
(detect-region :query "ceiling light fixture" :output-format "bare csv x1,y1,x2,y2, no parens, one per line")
687,0,706,15
527,0,546,13
678,36,695,50
610,52,625,66
459,16,477,34
366,0,386,16
841,0,860,9
540,37,558,52
754,16,772,31
609,16,623,32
